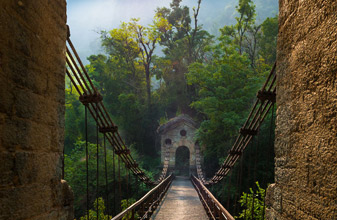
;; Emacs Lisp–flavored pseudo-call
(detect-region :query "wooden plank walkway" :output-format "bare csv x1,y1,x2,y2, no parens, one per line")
151,176,209,220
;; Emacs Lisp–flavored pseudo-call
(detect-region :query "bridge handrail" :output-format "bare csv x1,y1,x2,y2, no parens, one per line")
191,175,235,220
111,174,174,220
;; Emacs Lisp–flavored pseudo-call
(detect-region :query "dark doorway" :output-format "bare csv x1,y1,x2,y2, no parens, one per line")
175,146,190,176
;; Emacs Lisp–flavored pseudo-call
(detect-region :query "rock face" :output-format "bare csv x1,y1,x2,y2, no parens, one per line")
157,115,200,175
0,1,73,219
266,1,337,219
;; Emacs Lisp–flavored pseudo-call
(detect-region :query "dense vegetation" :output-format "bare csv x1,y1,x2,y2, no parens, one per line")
64,0,278,218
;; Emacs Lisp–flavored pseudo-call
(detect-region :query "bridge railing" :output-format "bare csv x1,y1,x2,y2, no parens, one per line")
191,175,235,220
111,174,174,220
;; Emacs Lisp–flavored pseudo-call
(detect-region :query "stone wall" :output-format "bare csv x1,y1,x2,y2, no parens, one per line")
0,1,73,219
266,0,337,219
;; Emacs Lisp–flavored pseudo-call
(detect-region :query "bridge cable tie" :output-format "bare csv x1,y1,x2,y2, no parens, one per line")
257,90,276,103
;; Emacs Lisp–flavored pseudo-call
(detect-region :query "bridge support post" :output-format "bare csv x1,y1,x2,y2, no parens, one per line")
266,1,337,219
0,1,73,219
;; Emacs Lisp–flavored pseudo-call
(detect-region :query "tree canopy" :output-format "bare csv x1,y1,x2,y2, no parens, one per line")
65,0,278,218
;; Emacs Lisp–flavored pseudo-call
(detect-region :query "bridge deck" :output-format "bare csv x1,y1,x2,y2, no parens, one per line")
151,176,209,220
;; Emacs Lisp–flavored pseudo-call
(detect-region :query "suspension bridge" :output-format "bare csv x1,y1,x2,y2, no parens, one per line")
65,24,276,219
2,1,337,219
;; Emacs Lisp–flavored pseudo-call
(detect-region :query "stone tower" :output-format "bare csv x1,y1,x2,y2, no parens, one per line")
266,1,337,219
0,1,73,219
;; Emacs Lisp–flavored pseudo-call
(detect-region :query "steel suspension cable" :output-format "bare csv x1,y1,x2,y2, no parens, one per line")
262,103,275,218
113,147,116,215
206,63,276,185
96,103,100,219
103,134,109,215
251,136,259,220
245,142,252,220
253,132,260,187
85,106,89,220
62,147,65,179
234,151,244,215
118,155,121,213
226,172,232,210
65,32,160,185
251,107,263,220
126,168,129,207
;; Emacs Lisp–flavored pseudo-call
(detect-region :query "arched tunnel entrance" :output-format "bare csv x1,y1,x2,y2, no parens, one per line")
175,146,190,176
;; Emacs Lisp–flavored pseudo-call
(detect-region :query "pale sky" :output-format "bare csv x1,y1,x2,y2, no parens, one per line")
66,0,278,63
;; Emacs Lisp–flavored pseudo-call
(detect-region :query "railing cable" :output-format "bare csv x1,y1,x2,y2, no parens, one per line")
85,106,89,220
226,172,232,210
113,147,116,215
118,155,121,213
103,133,109,215
96,103,100,219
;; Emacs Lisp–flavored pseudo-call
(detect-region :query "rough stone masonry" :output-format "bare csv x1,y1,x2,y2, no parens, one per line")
0,1,73,219
266,0,337,219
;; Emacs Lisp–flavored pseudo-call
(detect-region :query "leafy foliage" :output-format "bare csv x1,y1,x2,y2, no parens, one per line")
65,141,114,217
78,197,112,220
236,182,266,220
120,199,137,220
65,140,149,217
186,33,263,174
65,0,278,218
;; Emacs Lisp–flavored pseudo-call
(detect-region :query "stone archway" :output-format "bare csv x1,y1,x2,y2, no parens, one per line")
157,114,199,175
175,146,190,176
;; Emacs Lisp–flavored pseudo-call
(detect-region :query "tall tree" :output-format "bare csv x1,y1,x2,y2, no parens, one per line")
186,34,260,174
155,0,213,116
258,15,278,65
101,15,171,108
245,24,261,69
235,0,256,55
128,16,171,107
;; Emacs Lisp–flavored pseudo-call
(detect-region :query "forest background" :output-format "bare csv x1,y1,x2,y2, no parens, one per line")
64,0,278,219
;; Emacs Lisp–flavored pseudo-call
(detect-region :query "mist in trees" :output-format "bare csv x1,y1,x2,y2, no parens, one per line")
65,0,278,218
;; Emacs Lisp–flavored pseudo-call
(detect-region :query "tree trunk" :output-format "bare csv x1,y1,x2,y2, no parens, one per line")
145,66,151,108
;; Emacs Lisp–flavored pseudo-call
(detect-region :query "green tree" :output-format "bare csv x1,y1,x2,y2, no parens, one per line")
64,1,278,218
219,0,256,65
186,34,262,173
120,198,137,220
65,141,114,217
155,0,214,115
258,15,278,65
64,75,97,154
219,0,278,70
87,15,173,157
65,140,150,218
102,15,171,108
236,182,266,220
78,197,112,220
235,0,256,55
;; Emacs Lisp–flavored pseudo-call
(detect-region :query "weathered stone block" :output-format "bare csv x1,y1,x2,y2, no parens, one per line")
0,0,73,219
267,0,337,219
